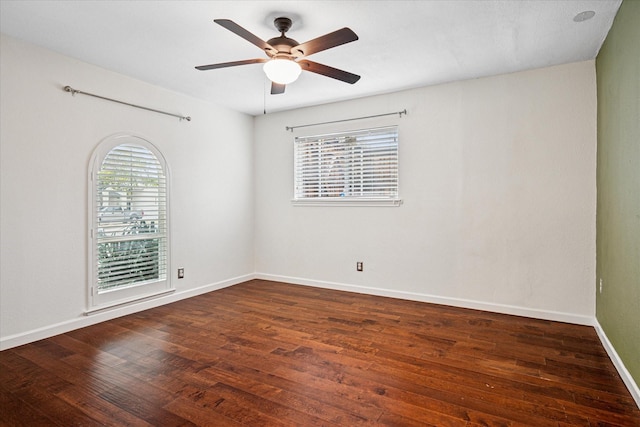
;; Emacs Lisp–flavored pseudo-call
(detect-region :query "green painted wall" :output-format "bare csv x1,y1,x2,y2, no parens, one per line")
596,0,640,387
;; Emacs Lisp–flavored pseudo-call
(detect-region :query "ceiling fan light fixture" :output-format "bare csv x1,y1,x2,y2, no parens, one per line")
263,58,302,84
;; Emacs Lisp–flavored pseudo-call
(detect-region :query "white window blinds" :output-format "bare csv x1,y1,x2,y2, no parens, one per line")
89,137,170,310
294,126,399,202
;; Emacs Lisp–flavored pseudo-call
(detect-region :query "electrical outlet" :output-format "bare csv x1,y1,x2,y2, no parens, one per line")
599,278,603,294
356,262,363,272
178,268,184,279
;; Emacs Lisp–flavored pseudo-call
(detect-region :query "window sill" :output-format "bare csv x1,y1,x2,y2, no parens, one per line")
85,287,175,315
291,198,403,207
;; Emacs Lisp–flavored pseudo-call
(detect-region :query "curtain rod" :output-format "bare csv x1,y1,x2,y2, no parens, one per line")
285,109,407,132
63,86,191,122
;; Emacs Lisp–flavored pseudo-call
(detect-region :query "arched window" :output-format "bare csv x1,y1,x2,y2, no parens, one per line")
88,135,171,311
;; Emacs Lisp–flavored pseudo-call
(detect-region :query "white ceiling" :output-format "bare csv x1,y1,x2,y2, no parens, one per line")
0,0,621,116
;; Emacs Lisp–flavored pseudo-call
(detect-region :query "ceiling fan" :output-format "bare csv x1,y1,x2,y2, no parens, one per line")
196,17,360,95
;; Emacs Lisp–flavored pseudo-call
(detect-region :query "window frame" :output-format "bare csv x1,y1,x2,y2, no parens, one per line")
292,125,402,207
87,134,172,313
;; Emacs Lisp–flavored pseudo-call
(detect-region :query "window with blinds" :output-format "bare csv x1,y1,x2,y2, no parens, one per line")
88,135,171,310
294,126,400,205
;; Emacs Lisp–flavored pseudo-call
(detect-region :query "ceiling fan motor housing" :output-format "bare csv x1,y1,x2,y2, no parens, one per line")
267,17,299,56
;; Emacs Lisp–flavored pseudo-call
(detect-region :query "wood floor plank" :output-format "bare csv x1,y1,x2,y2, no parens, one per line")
7,381,103,426
54,385,156,427
1,279,639,426
98,385,196,426
0,386,61,427
202,361,382,425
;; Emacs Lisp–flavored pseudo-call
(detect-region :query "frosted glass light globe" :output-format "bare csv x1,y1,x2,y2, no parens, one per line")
263,59,302,84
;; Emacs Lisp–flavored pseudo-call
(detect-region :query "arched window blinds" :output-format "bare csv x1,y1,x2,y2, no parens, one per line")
88,135,171,311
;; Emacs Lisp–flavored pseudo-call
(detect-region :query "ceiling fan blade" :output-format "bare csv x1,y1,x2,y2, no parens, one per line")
195,58,268,71
214,19,276,56
271,82,286,95
298,60,361,84
292,28,358,58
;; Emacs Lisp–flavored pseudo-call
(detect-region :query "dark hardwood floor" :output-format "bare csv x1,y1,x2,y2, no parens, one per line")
1,279,638,426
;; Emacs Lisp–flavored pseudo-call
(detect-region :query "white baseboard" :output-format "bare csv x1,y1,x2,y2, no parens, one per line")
255,273,594,325
3,272,638,409
594,320,640,408
256,273,639,408
0,274,592,350
0,273,255,351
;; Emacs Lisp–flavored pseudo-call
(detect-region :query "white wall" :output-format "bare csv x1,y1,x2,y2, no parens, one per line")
0,32,598,348
254,61,597,323
0,34,255,347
